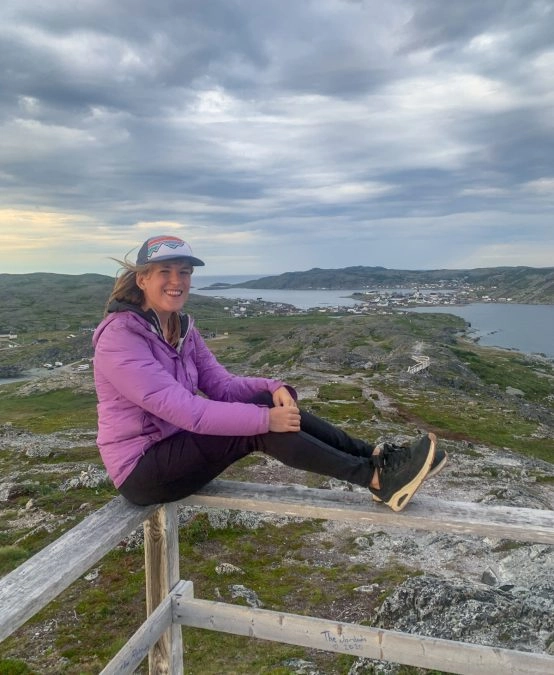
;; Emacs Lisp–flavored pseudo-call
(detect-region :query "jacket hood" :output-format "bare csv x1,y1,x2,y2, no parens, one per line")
93,301,190,348
106,300,164,333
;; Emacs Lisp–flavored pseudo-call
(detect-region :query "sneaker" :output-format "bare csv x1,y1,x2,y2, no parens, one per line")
369,433,436,512
372,440,446,504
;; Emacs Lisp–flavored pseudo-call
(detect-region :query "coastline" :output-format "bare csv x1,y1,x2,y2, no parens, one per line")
405,302,554,360
194,280,554,360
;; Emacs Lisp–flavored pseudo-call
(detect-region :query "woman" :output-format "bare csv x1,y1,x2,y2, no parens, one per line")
93,235,445,512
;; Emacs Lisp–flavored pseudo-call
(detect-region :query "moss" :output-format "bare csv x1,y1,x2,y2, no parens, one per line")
0,546,28,576
310,399,376,426
34,484,117,515
385,384,554,463
0,660,37,674
374,563,424,605
181,630,307,674
451,345,554,403
181,512,215,545
0,390,98,432
0,548,148,670
318,383,364,401
52,551,147,666
373,563,422,586
31,445,100,465
492,540,527,553
251,346,304,368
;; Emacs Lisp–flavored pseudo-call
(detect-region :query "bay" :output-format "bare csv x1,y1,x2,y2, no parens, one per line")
193,276,554,359
192,275,363,309
408,303,554,359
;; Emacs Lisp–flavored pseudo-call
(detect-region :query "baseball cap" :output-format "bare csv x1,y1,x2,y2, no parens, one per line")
136,235,205,266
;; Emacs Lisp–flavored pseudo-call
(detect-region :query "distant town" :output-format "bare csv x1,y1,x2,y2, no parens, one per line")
216,282,513,319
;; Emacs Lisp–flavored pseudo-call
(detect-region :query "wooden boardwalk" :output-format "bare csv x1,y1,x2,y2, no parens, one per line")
408,354,430,373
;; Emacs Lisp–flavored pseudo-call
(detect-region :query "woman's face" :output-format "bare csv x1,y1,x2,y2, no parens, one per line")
137,261,193,319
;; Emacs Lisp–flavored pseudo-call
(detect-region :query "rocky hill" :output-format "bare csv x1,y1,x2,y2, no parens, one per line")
0,308,552,673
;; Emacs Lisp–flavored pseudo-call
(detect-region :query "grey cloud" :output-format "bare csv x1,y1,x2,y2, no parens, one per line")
403,0,554,54
0,0,553,272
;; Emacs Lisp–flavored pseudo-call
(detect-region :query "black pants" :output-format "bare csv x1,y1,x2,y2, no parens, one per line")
119,393,376,506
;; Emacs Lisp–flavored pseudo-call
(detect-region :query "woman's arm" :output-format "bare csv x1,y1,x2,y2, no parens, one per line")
94,323,271,436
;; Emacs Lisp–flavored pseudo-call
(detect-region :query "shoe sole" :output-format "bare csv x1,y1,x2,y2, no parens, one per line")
372,433,437,512
427,451,447,478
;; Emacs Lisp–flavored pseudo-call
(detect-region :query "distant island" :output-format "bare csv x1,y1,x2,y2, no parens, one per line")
222,265,554,304
198,282,234,290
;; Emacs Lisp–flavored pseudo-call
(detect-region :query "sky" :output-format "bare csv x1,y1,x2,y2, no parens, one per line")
1,0,553,277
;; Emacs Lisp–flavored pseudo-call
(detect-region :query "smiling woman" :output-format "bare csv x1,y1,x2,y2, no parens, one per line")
92,234,443,513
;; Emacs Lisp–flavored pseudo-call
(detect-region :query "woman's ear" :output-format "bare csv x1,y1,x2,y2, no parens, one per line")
136,273,145,290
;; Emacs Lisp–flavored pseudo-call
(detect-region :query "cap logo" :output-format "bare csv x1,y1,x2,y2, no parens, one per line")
146,236,187,261
136,234,204,266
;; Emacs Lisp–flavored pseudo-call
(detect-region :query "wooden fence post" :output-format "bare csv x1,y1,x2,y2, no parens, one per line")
144,503,183,674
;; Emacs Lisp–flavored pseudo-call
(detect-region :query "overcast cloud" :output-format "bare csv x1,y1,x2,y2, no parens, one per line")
1,0,553,276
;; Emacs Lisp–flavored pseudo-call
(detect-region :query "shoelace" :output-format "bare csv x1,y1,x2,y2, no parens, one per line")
372,443,412,472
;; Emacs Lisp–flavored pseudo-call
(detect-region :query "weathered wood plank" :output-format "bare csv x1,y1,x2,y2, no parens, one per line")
99,581,193,675
0,496,156,643
174,596,554,675
184,480,554,544
1,479,552,650
99,592,171,675
144,504,183,675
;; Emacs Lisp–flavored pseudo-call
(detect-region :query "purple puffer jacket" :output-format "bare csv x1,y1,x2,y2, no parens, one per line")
93,310,290,487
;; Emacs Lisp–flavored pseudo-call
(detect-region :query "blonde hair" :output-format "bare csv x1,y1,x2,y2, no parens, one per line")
105,257,147,311
105,256,182,347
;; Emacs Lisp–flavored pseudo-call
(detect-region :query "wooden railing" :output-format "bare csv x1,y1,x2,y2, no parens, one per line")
1,480,553,674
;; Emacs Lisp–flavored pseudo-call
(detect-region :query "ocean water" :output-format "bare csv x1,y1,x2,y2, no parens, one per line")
192,275,363,309
192,276,554,359
408,303,554,359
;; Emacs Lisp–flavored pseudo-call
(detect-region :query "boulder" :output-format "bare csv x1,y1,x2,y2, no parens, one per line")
373,574,553,653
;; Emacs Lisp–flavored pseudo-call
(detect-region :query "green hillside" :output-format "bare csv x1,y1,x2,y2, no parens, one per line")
0,273,230,334
0,273,231,376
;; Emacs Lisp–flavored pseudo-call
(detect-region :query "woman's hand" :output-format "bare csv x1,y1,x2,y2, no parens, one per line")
272,386,297,408
268,386,300,431
268,405,301,432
